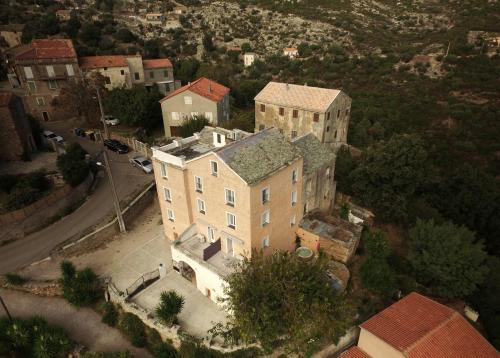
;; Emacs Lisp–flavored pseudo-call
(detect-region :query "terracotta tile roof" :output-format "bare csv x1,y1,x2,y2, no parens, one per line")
79,55,128,69
0,92,13,107
15,39,77,60
160,77,229,103
360,292,499,358
143,58,172,69
284,47,298,52
254,82,341,112
339,347,371,358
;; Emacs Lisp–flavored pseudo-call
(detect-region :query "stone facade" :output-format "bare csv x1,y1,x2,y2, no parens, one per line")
0,92,35,161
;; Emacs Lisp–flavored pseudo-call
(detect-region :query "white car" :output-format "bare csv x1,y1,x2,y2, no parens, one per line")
104,115,120,126
130,156,153,174
43,130,64,143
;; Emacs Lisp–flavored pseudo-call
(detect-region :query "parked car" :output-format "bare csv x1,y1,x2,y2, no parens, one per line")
130,156,153,174
104,115,120,126
104,139,129,154
43,130,56,139
74,128,86,137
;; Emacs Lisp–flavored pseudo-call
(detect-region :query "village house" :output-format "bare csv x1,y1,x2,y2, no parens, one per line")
143,58,175,95
173,4,188,15
159,77,230,137
0,92,36,161
283,47,299,59
144,13,164,25
11,39,81,121
152,127,304,302
340,292,499,358
254,82,351,149
79,55,133,90
55,9,71,22
0,24,24,48
243,52,257,67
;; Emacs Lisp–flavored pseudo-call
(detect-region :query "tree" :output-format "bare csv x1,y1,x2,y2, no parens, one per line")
57,143,90,187
114,28,135,43
202,32,215,52
153,342,179,358
33,325,71,358
179,115,209,138
119,313,146,347
104,86,162,130
56,75,103,124
219,251,354,351
408,219,488,299
241,42,252,53
174,59,200,84
334,146,356,194
350,134,429,222
59,261,100,307
21,13,60,43
155,290,185,326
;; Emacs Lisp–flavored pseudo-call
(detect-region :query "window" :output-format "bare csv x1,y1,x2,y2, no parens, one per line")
260,104,265,112
167,209,175,222
66,64,74,76
149,71,154,79
205,112,213,122
279,107,284,116
163,70,168,78
23,66,33,79
326,126,330,132
210,161,218,176
261,187,270,204
290,215,296,227
293,109,298,118
190,111,199,117
184,96,192,105
36,97,45,106
313,113,319,122
163,187,172,202
195,176,203,193
262,236,270,248
215,133,222,144
134,72,140,80
226,212,236,229
325,167,331,178
279,129,284,134
225,188,235,206
120,70,125,75
46,65,55,77
207,227,215,242
160,163,168,178
327,112,331,120
171,112,180,121
261,210,270,227
291,130,297,139
105,77,111,85
27,81,36,91
306,179,312,192
291,191,297,206
197,199,205,214
259,124,265,131
337,109,340,117
48,80,58,89
292,169,298,183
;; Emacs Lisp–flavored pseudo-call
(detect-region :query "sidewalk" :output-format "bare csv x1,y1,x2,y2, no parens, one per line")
0,288,152,357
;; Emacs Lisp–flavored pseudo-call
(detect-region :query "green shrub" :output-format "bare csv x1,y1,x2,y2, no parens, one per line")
5,273,26,285
82,352,134,358
101,302,118,327
119,313,147,347
153,342,179,358
57,143,89,187
0,174,18,193
59,261,100,307
7,186,42,210
33,325,71,358
155,290,185,326
179,116,209,138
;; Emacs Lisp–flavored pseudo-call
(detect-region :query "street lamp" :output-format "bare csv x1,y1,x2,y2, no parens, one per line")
94,87,126,233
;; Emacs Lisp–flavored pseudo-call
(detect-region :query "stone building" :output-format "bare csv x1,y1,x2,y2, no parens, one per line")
11,39,82,122
79,55,133,90
254,82,351,149
0,24,24,48
0,92,36,161
152,127,304,302
159,77,230,137
143,59,175,95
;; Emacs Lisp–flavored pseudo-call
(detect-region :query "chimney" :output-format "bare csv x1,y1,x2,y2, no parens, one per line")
304,83,308,86
188,81,191,85
208,83,212,93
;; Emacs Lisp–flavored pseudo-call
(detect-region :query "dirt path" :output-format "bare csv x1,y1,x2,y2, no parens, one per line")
0,288,152,358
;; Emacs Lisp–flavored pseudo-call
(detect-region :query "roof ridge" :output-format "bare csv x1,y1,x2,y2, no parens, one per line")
403,311,459,356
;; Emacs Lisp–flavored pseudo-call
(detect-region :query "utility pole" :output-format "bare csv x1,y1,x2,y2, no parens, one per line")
0,294,12,322
96,88,126,233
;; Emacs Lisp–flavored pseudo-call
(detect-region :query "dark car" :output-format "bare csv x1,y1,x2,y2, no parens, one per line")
104,139,129,154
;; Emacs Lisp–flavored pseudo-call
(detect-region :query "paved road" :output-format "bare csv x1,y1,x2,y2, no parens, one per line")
0,121,153,274
0,288,152,357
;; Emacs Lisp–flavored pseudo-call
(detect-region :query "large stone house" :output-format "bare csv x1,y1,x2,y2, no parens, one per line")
0,92,36,161
11,39,81,122
340,292,498,358
159,77,230,137
79,55,133,90
254,82,351,149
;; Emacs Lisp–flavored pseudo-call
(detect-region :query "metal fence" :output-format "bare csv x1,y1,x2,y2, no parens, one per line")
125,268,160,298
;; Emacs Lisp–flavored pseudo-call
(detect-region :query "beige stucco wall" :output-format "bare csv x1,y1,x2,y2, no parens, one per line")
255,91,352,148
0,30,22,48
126,55,145,84
84,66,131,90
303,163,336,214
160,90,224,137
358,328,404,358
144,68,174,95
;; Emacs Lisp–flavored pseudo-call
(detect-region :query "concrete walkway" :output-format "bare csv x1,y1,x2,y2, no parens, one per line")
0,288,152,357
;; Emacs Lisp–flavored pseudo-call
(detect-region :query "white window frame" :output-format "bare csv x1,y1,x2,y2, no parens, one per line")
171,112,180,121
205,112,213,122
184,95,192,105
207,226,215,242
48,79,58,90
167,208,175,222
210,160,218,176
225,188,235,207
27,81,36,91
46,65,55,78
24,66,33,79
66,64,75,76
291,191,297,206
197,198,206,214
261,187,270,204
160,162,168,178
226,212,236,229
261,210,270,227
262,236,270,248
292,168,298,183
194,176,203,193
290,215,296,227
36,97,45,106
163,187,172,202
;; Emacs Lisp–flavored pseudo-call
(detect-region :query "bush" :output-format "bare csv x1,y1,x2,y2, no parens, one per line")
0,174,18,193
59,261,100,307
101,302,118,327
179,115,209,138
5,273,26,285
155,290,185,326
153,342,179,358
57,143,90,187
7,186,42,210
119,313,147,347
33,325,71,358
